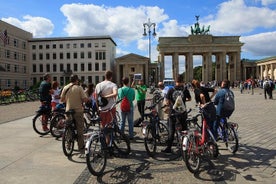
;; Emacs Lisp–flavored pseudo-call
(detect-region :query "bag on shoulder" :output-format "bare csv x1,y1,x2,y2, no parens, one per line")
222,90,235,117
202,102,216,123
172,92,186,113
97,91,108,107
264,81,270,89
120,88,131,112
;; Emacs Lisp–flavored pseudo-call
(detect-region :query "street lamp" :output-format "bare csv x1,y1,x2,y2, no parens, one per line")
143,18,157,62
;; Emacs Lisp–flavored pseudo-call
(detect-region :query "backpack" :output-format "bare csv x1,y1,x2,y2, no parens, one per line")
264,81,270,89
221,89,235,118
120,88,131,112
172,88,186,113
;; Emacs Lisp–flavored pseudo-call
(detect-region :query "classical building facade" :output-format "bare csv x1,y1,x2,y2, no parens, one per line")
256,56,276,80
29,36,116,86
115,53,159,85
0,20,32,89
157,35,244,83
1,20,116,89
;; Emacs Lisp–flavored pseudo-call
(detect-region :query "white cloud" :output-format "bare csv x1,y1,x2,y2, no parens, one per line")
2,15,54,37
261,0,276,6
241,31,276,56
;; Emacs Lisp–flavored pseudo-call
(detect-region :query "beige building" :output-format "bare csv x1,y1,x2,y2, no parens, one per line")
29,36,116,87
0,20,32,89
256,56,276,80
1,20,116,89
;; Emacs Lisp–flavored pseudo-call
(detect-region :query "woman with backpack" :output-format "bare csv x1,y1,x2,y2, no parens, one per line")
118,77,135,140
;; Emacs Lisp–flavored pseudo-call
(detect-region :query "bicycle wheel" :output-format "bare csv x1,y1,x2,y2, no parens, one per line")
158,121,169,145
50,113,65,138
33,113,51,135
62,126,75,157
144,126,157,157
112,127,131,156
86,134,107,176
182,133,201,173
226,124,239,154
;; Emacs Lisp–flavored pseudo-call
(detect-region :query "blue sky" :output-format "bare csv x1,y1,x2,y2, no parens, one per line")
1,0,276,77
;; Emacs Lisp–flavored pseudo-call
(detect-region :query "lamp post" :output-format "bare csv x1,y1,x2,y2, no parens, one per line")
143,18,157,62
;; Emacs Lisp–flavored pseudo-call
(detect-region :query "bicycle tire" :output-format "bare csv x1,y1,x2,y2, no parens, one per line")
182,133,201,173
62,126,75,157
112,126,131,156
144,126,157,157
32,113,50,135
226,124,239,154
86,134,107,176
158,121,169,145
50,113,66,138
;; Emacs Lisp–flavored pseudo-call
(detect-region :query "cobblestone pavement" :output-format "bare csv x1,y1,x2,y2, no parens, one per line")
0,88,275,184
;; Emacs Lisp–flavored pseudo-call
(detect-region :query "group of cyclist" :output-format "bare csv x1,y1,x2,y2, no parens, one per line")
38,70,234,157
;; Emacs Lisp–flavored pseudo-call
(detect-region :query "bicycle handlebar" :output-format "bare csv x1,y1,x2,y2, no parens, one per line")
144,96,164,111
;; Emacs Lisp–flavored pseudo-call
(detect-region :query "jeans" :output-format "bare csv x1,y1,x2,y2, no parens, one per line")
119,107,134,138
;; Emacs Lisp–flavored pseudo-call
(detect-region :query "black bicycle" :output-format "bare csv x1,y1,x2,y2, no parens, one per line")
32,103,52,135
142,97,169,157
86,100,131,176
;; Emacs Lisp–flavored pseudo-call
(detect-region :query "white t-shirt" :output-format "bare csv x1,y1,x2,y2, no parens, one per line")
95,80,117,110
51,88,60,103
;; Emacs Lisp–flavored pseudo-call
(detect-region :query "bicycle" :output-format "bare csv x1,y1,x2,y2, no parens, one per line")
32,102,52,135
217,117,239,154
182,103,219,173
49,104,66,138
85,100,131,176
142,97,169,157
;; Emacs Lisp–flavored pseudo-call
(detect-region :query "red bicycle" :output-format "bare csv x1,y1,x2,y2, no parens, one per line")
181,103,219,173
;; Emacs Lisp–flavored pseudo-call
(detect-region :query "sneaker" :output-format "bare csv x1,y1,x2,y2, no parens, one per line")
161,148,172,153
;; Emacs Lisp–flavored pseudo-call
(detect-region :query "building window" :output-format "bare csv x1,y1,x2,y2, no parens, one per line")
66,63,71,71
46,64,50,72
88,51,92,58
80,43,84,48
53,44,56,49
95,76,99,84
6,79,11,88
14,39,18,47
22,42,26,49
32,64,36,73
14,65,19,72
81,63,85,71
46,44,50,49
60,53,63,59
32,45,36,50
23,54,26,61
39,64,43,72
53,64,57,72
80,52,84,59
14,52,18,60
6,64,10,72
73,43,77,48
23,66,27,73
46,53,50,60
67,52,70,59
131,67,135,72
88,76,92,83
102,62,106,71
53,53,56,60
102,42,106,47
95,63,99,71
66,43,70,49
87,43,92,48
39,45,43,49
95,43,99,48
59,44,63,49
88,63,92,71
95,51,106,60
81,76,85,82
6,50,10,58
73,52,78,59
39,53,43,60
32,53,36,60
74,63,78,71
60,63,64,72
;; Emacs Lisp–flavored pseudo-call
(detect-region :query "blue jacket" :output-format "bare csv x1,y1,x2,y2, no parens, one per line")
214,88,234,117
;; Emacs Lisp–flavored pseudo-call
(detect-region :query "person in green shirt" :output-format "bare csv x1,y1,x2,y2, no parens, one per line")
131,79,147,122
118,77,135,139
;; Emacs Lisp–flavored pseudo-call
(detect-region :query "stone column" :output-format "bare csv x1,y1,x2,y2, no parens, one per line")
185,52,193,82
236,51,241,81
221,52,227,81
202,52,212,82
260,65,263,79
159,53,165,81
172,53,179,79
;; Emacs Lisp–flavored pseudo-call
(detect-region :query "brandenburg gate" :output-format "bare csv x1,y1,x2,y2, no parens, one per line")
157,17,244,83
